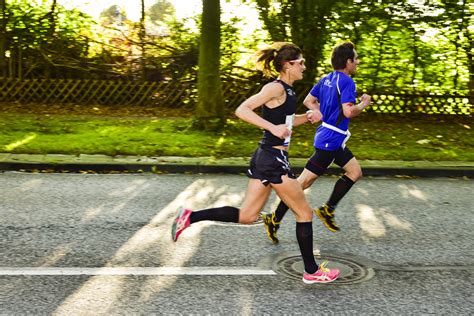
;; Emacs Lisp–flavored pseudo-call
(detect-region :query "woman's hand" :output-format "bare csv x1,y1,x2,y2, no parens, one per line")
271,124,292,139
306,109,322,124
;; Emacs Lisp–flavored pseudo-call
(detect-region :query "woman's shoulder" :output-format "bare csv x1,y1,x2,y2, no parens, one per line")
260,80,285,95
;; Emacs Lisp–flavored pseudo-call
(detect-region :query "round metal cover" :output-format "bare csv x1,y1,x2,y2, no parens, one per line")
273,252,375,285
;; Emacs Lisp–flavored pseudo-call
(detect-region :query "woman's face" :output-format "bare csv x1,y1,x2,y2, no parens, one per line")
287,55,306,80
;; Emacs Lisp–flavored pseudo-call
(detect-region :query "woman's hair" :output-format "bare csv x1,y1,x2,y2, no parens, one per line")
331,41,355,70
254,42,302,78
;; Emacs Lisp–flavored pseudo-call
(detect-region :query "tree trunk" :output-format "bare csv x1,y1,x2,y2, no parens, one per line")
44,0,57,79
0,0,6,77
140,0,147,81
255,0,339,83
195,0,223,130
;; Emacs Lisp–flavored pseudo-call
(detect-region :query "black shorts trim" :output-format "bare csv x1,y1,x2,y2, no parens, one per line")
246,146,296,186
305,147,354,176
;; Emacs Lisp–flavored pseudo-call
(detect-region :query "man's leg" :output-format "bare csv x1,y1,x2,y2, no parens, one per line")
326,157,362,209
263,150,331,242
315,148,361,232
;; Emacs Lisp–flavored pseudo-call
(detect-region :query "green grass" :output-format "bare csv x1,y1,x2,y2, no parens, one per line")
0,111,472,161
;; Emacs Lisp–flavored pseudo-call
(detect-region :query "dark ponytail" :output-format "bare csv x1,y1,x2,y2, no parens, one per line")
255,42,302,78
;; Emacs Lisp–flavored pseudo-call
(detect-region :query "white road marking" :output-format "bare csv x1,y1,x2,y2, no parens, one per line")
0,267,277,276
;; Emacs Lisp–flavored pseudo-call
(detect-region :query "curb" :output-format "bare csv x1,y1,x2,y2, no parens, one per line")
0,161,472,178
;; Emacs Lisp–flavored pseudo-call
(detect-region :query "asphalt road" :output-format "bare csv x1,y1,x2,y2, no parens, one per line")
0,172,473,314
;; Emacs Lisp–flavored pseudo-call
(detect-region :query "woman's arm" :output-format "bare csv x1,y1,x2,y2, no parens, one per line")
293,113,309,127
235,83,291,139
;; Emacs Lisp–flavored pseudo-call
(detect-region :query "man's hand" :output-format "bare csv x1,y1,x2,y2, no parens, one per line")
360,94,372,108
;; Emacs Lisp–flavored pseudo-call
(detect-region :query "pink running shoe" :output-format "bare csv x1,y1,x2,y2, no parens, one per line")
171,208,192,242
303,261,340,284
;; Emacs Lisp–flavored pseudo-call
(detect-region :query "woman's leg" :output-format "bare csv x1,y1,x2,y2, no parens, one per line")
189,179,271,224
271,176,317,274
272,168,319,222
172,179,271,241
236,179,273,223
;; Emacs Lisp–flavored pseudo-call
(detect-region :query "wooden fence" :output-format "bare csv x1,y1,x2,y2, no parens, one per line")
0,78,472,115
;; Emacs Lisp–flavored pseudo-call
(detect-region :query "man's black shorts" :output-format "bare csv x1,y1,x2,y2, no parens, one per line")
246,145,296,186
305,147,354,176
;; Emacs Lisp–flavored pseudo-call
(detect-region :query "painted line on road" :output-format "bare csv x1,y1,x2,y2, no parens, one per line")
0,267,277,276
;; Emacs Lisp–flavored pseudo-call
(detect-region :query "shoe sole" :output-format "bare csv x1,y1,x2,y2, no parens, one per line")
262,216,279,244
264,224,279,244
171,208,185,242
314,210,339,233
302,276,339,284
171,219,179,241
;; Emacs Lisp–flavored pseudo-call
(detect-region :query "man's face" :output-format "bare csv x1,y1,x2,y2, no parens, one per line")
347,49,360,74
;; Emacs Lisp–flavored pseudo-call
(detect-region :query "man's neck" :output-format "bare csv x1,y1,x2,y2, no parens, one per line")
335,68,351,76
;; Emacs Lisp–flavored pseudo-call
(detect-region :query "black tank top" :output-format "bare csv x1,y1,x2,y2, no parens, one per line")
260,80,297,147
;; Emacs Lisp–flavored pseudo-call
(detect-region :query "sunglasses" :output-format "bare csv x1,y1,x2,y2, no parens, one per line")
287,58,305,66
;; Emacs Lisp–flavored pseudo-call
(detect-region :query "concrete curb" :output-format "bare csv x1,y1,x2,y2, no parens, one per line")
0,154,472,178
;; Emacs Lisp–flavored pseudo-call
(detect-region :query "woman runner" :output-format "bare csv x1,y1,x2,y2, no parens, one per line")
171,42,340,284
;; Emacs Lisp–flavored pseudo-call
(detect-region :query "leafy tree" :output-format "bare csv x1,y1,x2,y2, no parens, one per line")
437,0,473,94
100,5,127,26
254,0,349,83
148,0,175,24
1,0,93,79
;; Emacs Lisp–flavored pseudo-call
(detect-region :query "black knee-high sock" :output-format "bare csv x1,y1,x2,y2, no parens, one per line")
327,175,355,209
274,200,290,223
296,222,318,274
189,206,239,224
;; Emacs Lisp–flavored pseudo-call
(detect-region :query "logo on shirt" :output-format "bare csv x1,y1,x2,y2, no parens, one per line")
286,89,295,96
323,79,333,88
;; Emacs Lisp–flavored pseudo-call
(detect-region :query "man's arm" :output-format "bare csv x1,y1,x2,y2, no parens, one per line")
303,93,323,123
342,94,371,118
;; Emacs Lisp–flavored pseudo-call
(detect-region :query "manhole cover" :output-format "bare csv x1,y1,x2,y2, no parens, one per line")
273,252,375,285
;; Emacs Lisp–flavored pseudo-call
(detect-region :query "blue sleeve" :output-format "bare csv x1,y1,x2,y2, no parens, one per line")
309,81,321,100
340,77,356,104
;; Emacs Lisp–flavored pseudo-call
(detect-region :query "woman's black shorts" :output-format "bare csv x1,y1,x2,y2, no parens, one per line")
305,146,355,176
246,146,297,186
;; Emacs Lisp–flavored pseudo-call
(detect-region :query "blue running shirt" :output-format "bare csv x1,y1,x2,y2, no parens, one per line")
309,71,357,150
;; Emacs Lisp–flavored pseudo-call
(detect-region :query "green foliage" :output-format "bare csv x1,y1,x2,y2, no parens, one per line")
0,0,471,101
2,0,93,78
0,112,472,161
253,0,472,96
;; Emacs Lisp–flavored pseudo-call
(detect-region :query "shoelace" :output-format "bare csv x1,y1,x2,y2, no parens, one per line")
271,213,282,225
319,260,330,273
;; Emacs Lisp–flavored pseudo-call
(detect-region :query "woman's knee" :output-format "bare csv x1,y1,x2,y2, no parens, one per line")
238,209,260,224
292,208,313,222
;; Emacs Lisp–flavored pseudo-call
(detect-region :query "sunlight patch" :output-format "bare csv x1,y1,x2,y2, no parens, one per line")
382,210,413,231
398,184,427,201
407,188,427,201
355,204,386,237
19,179,43,192
36,245,72,267
5,133,37,151
55,179,226,313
